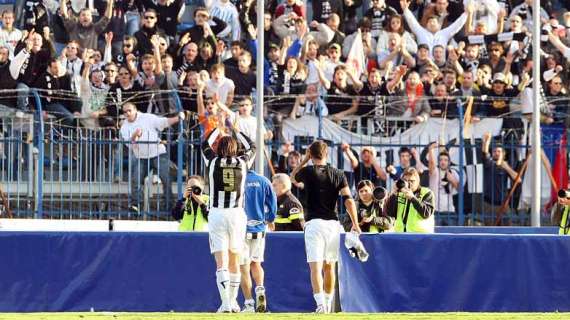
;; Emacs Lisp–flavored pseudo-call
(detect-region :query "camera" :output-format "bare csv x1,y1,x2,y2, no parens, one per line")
191,186,202,195
372,186,387,201
558,189,570,199
395,179,408,191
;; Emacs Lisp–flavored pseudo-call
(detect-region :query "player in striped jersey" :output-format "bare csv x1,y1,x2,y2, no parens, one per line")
201,126,255,313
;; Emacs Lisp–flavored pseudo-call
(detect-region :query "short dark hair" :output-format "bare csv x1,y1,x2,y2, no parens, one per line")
309,140,328,160
399,147,411,155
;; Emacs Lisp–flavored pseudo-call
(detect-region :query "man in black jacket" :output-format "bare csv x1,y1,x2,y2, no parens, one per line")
0,46,17,109
134,9,166,55
10,29,54,111
180,7,227,49
34,58,77,128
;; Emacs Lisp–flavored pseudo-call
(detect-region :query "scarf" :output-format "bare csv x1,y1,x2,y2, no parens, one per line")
405,82,424,113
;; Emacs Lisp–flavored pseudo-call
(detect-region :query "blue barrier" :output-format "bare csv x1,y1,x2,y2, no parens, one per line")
0,232,313,312
339,233,570,312
0,231,569,312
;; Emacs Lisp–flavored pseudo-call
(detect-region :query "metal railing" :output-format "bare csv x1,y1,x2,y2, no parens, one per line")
0,89,565,227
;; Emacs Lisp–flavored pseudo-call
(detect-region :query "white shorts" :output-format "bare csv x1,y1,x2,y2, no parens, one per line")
304,219,342,263
240,235,266,265
208,208,247,254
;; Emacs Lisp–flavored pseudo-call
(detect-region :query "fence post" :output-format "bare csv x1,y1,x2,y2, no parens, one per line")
173,90,184,200
31,89,44,219
457,99,465,226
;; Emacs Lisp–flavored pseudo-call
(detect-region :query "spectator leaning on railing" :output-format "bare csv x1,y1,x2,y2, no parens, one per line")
119,102,183,213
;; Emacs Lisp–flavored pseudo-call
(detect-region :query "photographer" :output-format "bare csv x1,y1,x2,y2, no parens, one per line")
427,143,460,226
384,167,435,233
171,175,209,231
342,180,394,233
551,189,570,235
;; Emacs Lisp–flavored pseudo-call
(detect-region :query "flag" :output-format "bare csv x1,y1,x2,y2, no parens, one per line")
549,134,568,208
346,31,365,78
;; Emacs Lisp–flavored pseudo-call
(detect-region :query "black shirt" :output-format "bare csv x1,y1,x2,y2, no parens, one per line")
326,83,359,115
353,162,385,188
295,164,348,221
275,191,304,231
226,68,256,96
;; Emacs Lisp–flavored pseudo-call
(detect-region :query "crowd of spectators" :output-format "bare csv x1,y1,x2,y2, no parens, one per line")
0,0,568,224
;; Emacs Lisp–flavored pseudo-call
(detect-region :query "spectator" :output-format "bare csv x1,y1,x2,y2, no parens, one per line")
171,175,210,231
342,144,388,187
401,0,473,54
206,64,235,107
377,14,417,56
175,42,199,75
342,179,394,232
429,82,456,118
326,64,363,119
226,51,256,96
275,0,306,19
34,58,78,128
235,97,272,141
59,0,114,50
343,18,376,59
342,0,363,35
290,83,328,119
427,143,460,225
0,46,18,109
119,102,181,213
196,77,235,138
545,75,568,125
377,32,415,69
394,71,431,123
387,147,424,181
481,72,528,117
141,0,185,40
480,131,518,224
420,0,453,29
384,167,435,233
11,29,54,111
180,7,227,49
206,0,241,42
364,0,397,39
0,10,23,57
79,50,110,129
134,9,164,55
272,173,305,231
465,0,501,35
106,63,144,126
312,0,344,24
508,0,549,32
103,62,119,86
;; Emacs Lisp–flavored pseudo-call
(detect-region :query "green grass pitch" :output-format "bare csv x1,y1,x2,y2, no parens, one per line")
0,313,568,320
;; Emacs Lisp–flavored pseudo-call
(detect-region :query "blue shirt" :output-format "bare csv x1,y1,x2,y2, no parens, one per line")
244,170,277,233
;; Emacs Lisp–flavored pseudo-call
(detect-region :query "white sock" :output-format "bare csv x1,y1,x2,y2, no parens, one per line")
244,298,255,306
229,273,241,303
313,292,325,308
216,268,230,307
255,285,265,296
325,293,334,313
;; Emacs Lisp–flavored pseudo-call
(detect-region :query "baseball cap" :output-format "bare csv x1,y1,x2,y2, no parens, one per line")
328,43,341,51
492,72,506,83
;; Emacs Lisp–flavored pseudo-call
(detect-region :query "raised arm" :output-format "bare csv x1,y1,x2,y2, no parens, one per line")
427,142,437,173
341,143,359,169
235,129,256,163
201,127,221,161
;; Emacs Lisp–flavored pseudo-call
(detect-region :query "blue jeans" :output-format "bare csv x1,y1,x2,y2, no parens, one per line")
44,102,75,128
129,153,174,210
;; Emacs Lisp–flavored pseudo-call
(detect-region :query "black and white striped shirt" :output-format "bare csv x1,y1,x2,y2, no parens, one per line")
202,128,256,209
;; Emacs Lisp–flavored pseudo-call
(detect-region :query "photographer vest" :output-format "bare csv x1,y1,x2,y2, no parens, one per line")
179,194,209,232
559,206,570,235
394,187,434,233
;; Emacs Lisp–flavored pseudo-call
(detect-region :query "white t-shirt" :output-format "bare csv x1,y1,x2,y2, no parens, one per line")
120,112,169,159
429,167,459,213
206,77,235,105
236,115,265,141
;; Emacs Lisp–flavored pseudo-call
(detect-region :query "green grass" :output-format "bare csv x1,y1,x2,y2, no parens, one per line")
0,313,568,320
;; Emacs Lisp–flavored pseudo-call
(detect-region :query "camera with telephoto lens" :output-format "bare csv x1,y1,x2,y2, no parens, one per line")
395,179,409,191
373,186,387,201
558,189,570,199
191,186,202,195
